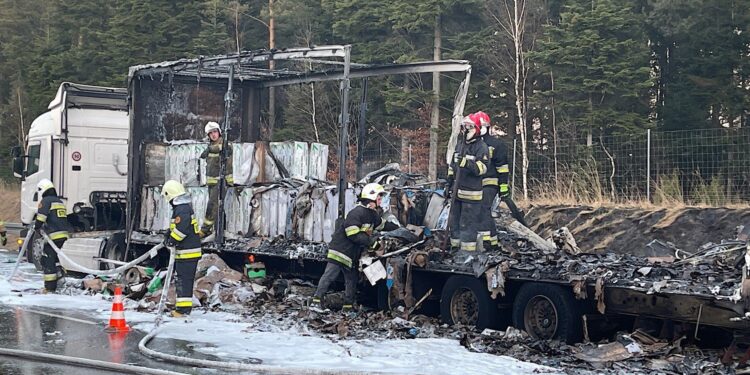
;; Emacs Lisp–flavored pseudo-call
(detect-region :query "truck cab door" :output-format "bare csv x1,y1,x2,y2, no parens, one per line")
20,138,52,224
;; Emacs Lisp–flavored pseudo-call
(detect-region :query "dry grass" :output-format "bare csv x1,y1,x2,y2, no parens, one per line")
520,167,750,209
0,181,20,223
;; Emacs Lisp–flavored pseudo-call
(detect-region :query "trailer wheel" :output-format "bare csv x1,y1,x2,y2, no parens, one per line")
440,275,497,330
100,233,126,270
512,283,583,343
29,232,45,272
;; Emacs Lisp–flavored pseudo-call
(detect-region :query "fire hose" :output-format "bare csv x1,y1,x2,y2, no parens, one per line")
8,227,35,282
28,230,409,375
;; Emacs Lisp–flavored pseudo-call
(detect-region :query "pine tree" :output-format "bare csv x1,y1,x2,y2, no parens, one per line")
533,0,652,135
192,0,233,55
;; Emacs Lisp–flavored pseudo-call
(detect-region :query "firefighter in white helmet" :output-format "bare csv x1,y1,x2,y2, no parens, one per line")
199,121,234,237
162,180,202,317
311,183,397,312
34,179,72,292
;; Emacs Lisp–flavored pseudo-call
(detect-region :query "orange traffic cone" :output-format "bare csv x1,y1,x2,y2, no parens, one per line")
106,286,130,333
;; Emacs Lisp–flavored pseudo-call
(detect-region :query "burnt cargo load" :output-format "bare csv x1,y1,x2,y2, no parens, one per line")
125,46,750,344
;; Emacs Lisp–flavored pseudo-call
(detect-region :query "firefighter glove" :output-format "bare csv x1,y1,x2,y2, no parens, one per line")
164,235,178,248
368,236,382,252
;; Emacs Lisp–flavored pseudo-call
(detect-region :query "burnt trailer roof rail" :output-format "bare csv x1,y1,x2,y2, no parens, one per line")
126,44,472,246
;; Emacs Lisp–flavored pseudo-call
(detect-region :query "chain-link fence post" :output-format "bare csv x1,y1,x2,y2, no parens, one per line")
646,129,651,203
511,138,517,200
408,144,413,174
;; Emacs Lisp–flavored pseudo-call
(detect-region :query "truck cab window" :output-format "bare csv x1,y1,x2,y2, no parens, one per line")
26,144,40,176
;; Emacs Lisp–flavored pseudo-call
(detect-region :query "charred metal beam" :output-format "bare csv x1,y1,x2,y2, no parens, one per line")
338,46,352,218
129,46,348,80
258,60,471,88
294,58,370,68
217,64,235,244
356,78,368,180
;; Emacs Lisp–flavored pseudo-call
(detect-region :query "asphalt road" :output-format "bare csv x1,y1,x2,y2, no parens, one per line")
0,251,222,375
0,306,208,375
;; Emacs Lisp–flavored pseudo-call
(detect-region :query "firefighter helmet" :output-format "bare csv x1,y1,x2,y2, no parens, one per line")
360,183,386,201
475,111,491,126
162,180,187,201
37,179,55,196
204,121,221,135
475,111,491,136
461,115,481,140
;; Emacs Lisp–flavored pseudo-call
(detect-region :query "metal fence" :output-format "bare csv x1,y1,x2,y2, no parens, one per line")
512,127,750,205
334,126,750,205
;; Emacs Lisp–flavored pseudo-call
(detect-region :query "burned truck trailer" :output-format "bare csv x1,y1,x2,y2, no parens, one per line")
125,46,750,345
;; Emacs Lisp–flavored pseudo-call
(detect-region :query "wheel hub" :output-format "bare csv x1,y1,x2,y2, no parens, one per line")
450,288,479,326
523,295,558,340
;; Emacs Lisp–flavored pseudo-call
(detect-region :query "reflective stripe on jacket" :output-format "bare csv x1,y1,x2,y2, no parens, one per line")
326,204,382,269
447,139,489,202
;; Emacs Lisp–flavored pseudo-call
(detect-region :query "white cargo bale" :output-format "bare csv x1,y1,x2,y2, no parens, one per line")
188,187,208,228
291,142,309,180
233,143,255,186
322,187,357,243
270,142,293,174
165,143,206,187
308,143,329,181
224,187,248,235
310,188,326,242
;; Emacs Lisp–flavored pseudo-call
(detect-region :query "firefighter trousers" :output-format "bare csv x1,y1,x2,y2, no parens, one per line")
174,258,199,314
314,262,358,305
449,199,482,252
480,185,499,249
203,183,219,232
42,239,65,291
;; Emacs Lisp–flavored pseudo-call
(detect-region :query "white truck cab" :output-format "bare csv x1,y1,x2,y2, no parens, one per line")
12,82,129,231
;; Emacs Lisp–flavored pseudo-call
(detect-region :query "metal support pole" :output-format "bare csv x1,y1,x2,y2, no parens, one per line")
408,144,413,174
647,129,651,203
356,78,369,180
337,46,352,218
217,64,235,244
511,138,517,200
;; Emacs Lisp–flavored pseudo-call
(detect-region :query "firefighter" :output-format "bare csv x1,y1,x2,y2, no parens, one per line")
161,180,202,317
0,221,6,246
34,179,71,293
475,111,510,250
447,115,489,252
311,183,392,312
199,121,233,237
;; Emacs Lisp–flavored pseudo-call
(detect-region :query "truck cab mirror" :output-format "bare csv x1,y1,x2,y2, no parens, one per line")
11,146,25,179
11,145,23,157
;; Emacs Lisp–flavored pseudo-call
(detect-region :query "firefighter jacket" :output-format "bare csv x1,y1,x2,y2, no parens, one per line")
201,139,234,186
326,204,383,269
482,135,510,193
0,221,6,246
34,194,71,241
447,138,490,203
166,195,202,260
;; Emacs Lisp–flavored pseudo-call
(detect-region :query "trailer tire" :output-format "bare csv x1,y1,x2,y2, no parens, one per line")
440,275,497,330
100,233,126,270
512,283,583,343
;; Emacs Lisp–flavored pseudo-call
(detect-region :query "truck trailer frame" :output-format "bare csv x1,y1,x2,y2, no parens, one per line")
125,45,750,345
